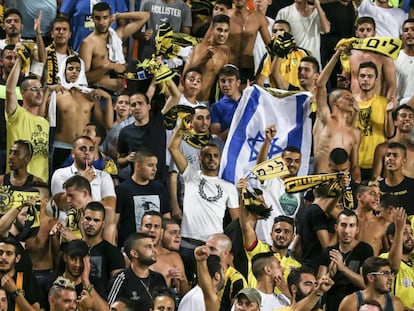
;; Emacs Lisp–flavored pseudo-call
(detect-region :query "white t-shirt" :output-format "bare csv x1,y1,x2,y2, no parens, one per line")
255,178,301,245
358,0,407,38
276,4,322,66
395,49,414,103
181,165,239,241
253,16,274,75
51,164,116,202
178,286,205,311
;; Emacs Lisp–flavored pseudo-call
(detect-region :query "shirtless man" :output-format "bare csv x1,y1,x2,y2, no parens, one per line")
161,219,181,252
140,212,190,296
45,55,114,170
343,17,396,103
314,44,361,182
1,8,45,76
226,0,271,83
184,14,230,102
372,105,414,179
354,181,393,256
79,2,149,92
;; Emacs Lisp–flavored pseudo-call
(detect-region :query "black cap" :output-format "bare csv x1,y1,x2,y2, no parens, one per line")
65,240,89,257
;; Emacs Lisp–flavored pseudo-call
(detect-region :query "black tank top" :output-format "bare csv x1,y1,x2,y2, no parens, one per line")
356,290,394,311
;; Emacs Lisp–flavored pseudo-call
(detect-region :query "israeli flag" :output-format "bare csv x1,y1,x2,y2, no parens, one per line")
220,85,312,184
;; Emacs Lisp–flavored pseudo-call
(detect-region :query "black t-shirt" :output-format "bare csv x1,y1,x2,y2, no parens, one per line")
320,242,373,311
74,275,107,300
117,113,167,182
7,271,39,310
297,203,330,269
89,240,125,291
108,268,167,311
379,177,414,215
116,178,170,247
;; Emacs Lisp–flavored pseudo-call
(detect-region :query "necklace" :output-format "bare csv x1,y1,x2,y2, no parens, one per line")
139,275,153,300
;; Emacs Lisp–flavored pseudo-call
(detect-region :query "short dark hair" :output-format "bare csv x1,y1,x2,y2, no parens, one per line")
337,208,358,225
273,215,294,228
207,254,222,278
0,44,15,58
403,18,414,30
52,16,71,29
283,146,301,155
4,8,22,21
287,266,316,295
387,141,407,157
130,92,150,104
300,56,320,73
86,122,107,145
0,237,20,256
62,175,92,195
252,252,275,279
84,201,106,220
66,55,81,65
13,140,33,158
162,218,179,230
72,135,94,148
392,104,413,121
329,148,349,165
124,232,153,260
21,75,41,90
357,180,378,195
219,64,240,79
200,143,220,156
215,0,232,9
273,20,291,31
133,147,157,163
361,257,390,285
92,2,111,14
356,16,376,29
359,61,378,78
182,67,202,84
111,297,136,311
141,211,163,225
212,14,230,25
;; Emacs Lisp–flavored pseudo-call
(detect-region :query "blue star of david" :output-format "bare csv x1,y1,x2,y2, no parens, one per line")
247,131,283,161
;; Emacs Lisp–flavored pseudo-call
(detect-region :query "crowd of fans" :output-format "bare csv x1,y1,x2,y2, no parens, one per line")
0,0,414,310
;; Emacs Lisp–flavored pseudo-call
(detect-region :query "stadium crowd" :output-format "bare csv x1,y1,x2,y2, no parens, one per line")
0,0,414,310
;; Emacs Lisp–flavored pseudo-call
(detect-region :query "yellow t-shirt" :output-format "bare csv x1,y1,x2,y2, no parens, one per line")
218,266,247,308
355,94,388,169
6,105,49,182
245,239,301,291
260,49,309,88
379,252,414,310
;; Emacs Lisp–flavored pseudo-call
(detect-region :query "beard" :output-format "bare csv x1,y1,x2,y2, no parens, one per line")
403,244,413,254
138,257,156,266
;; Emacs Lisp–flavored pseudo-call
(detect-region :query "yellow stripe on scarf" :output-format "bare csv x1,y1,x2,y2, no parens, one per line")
250,155,290,181
284,173,340,193
336,37,402,72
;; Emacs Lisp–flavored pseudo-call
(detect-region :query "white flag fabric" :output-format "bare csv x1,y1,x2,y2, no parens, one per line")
220,85,312,184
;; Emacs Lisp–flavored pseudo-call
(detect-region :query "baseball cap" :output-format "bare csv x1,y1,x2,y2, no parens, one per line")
65,239,89,257
236,288,261,305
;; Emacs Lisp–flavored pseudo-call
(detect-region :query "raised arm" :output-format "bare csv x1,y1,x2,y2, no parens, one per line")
291,275,334,311
258,14,271,45
194,246,220,311
5,51,21,115
33,10,46,63
114,11,150,40
270,56,290,90
168,128,188,174
372,143,386,179
316,46,346,122
387,208,406,272
237,178,259,249
314,0,330,34
257,125,276,164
